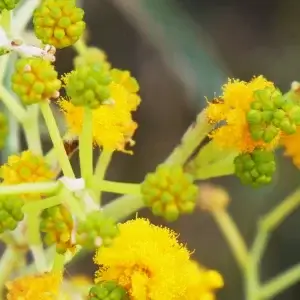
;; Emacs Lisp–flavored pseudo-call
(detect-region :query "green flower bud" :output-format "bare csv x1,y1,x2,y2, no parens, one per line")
141,164,198,221
11,58,61,105
66,63,112,108
0,0,20,11
0,112,8,149
76,211,118,249
234,149,276,187
0,195,24,233
33,0,85,49
40,205,74,254
89,281,129,300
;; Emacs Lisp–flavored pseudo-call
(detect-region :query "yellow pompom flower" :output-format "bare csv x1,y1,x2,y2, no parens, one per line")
186,260,223,300
206,76,278,152
6,272,62,300
0,151,55,200
94,218,193,300
281,126,300,168
59,79,140,153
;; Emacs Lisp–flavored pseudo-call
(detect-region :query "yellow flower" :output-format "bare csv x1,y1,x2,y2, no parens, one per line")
59,82,139,153
0,151,55,201
206,76,278,152
186,260,223,300
281,126,300,168
94,218,193,300
6,272,62,300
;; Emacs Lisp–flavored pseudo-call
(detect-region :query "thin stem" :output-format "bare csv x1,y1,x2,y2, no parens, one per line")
61,188,86,221
103,194,144,221
261,188,300,232
26,213,47,272
0,181,60,196
22,105,43,155
73,38,88,55
1,9,11,33
259,263,300,299
212,209,248,271
166,109,213,165
52,253,65,272
97,180,141,196
39,101,75,178
0,85,27,123
79,107,93,185
94,149,113,202
0,247,18,296
23,195,61,214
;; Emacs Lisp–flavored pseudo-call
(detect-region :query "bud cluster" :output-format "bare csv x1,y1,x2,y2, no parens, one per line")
141,164,198,221
247,88,300,143
234,148,276,187
89,281,129,300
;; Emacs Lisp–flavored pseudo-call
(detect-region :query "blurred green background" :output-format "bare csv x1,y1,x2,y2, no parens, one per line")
4,0,300,299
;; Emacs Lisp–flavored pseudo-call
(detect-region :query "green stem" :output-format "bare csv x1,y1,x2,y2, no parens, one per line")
73,38,88,55
212,209,248,271
0,85,27,123
166,109,213,165
261,189,300,232
0,181,60,196
39,101,75,178
94,149,113,202
1,9,11,33
0,247,18,297
23,195,61,214
103,194,144,221
22,105,43,155
61,188,86,221
52,253,65,272
97,180,141,196
79,107,93,185
259,263,300,299
26,213,47,272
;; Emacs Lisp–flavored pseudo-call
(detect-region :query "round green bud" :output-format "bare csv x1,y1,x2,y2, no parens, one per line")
234,148,276,187
89,281,129,300
0,0,20,11
66,63,112,108
141,164,198,222
76,211,118,249
0,195,24,233
33,0,85,48
11,57,61,105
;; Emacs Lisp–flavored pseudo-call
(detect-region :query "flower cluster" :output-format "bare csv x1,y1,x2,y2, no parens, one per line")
94,218,223,300
206,76,300,186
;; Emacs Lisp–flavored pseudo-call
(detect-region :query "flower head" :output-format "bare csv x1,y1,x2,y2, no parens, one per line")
94,218,192,300
186,260,223,300
206,76,278,152
281,126,300,168
59,76,140,153
6,272,62,300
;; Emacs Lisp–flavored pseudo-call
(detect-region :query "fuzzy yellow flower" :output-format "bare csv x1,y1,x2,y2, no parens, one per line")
281,126,300,168
59,81,139,153
94,218,193,300
6,272,62,300
206,76,278,152
186,260,223,300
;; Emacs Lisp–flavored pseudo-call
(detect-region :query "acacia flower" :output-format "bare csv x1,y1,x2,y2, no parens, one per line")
6,272,62,300
281,126,300,168
186,260,224,300
59,75,140,153
94,218,193,300
206,76,278,152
